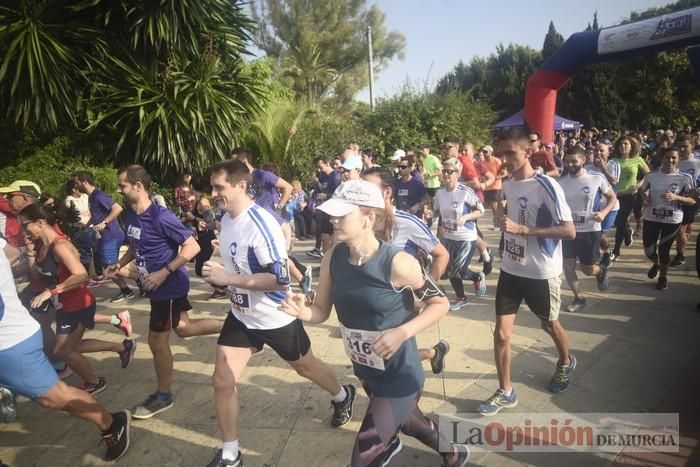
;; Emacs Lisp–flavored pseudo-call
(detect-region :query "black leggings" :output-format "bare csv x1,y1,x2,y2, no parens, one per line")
352,384,449,467
642,221,680,266
612,193,636,255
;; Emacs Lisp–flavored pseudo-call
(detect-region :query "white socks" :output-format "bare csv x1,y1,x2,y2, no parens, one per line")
222,440,239,461
331,386,347,403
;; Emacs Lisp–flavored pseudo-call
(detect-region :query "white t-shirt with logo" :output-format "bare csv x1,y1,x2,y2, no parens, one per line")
501,173,573,280
391,208,440,258
584,160,620,211
640,170,694,224
218,204,293,330
0,238,41,351
557,169,612,232
433,184,484,241
65,194,91,225
678,159,700,187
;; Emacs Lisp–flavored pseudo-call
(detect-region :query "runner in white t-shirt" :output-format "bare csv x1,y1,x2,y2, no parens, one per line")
585,140,620,264
670,137,700,267
639,148,696,290
202,159,356,467
478,127,577,417
433,160,486,312
559,147,617,312
0,239,131,461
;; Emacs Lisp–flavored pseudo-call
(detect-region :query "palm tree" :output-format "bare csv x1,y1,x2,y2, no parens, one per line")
281,45,337,104
0,0,264,175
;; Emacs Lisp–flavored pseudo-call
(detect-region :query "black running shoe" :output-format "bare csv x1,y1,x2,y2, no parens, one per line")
647,264,659,279
656,276,668,290
330,384,356,427
442,443,470,467
382,435,402,466
430,340,450,374
118,339,137,369
669,254,686,267
482,249,493,275
102,410,131,461
205,449,242,467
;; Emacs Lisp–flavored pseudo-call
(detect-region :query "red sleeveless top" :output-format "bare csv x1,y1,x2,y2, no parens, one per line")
36,236,95,312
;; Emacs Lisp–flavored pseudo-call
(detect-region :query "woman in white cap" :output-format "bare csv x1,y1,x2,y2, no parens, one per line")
279,180,469,467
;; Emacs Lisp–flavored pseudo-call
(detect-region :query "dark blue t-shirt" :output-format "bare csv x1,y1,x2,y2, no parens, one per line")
124,203,192,301
318,171,341,196
89,189,124,244
395,177,426,212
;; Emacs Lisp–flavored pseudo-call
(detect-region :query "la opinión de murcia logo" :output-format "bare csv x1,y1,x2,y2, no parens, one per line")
651,14,692,40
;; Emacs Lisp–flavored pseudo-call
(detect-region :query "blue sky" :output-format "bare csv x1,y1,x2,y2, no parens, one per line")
355,0,673,102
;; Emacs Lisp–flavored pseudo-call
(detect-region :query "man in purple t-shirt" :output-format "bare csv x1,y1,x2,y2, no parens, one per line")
74,171,135,303
395,156,428,215
106,165,223,420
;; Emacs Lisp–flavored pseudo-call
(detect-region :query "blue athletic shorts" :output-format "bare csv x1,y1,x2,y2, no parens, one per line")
99,239,122,266
601,210,618,233
0,330,58,399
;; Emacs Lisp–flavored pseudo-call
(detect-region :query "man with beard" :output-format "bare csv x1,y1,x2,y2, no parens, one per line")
558,147,616,312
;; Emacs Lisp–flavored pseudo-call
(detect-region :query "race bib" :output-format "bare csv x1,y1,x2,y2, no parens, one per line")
227,286,250,313
504,234,527,265
442,219,458,232
651,207,673,218
572,212,587,226
340,324,385,370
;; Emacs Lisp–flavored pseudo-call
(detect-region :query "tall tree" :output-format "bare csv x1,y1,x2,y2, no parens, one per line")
541,21,564,61
251,0,405,103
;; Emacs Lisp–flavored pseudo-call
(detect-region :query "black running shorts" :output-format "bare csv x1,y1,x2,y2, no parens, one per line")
495,270,561,321
217,313,311,361
150,296,192,332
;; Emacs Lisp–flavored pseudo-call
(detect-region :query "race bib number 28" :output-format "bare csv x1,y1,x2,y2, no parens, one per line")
340,325,385,370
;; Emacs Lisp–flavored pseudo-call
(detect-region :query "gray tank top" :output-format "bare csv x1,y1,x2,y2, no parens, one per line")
330,240,423,397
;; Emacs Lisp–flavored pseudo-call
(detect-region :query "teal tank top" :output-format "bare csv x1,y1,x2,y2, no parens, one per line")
330,240,424,397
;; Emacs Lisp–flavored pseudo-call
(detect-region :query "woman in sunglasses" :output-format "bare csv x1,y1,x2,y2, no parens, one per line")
18,203,136,395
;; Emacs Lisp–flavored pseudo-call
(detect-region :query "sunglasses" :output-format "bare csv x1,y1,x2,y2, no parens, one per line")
442,169,457,175
20,220,35,230
398,165,410,169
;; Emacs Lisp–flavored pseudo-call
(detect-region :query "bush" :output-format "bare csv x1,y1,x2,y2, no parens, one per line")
0,136,119,200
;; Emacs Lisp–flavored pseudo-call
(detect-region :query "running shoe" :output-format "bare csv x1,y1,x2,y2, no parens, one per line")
115,311,132,337
101,410,131,461
430,340,450,375
633,226,641,238
449,297,469,312
382,435,403,467
474,272,486,297
305,248,324,259
549,354,577,393
442,443,470,467
566,297,586,313
482,249,493,276
609,252,617,262
330,384,356,427
596,263,610,291
490,225,500,231
80,377,107,395
54,361,73,380
131,392,173,419
624,227,633,247
110,289,136,303
601,250,612,268
477,388,518,416
300,265,313,294
670,254,686,267
656,276,668,291
0,386,17,423
205,449,242,467
118,339,137,369
647,264,660,279
207,289,228,300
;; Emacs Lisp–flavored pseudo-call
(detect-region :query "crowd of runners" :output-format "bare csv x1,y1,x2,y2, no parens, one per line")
0,124,699,466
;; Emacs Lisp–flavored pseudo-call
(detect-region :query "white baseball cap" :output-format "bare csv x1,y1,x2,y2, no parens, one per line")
317,180,385,217
390,149,406,161
341,155,363,171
